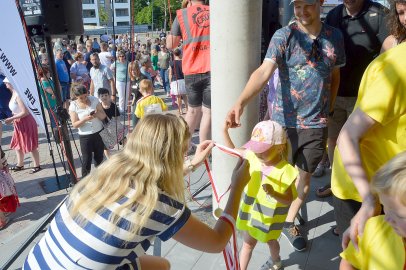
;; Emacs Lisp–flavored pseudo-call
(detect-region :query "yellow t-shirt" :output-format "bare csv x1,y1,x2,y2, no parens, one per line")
341,215,405,270
135,95,168,118
332,42,406,202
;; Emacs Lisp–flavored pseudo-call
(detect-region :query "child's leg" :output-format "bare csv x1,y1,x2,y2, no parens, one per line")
182,94,189,111
177,95,182,113
240,232,257,270
267,239,281,263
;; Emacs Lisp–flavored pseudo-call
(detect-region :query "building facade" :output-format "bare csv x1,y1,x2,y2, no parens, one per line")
82,0,131,27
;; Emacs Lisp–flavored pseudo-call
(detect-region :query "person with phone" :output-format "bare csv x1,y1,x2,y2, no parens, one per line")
69,84,107,178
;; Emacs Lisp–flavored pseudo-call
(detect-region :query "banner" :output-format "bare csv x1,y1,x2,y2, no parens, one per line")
0,1,46,130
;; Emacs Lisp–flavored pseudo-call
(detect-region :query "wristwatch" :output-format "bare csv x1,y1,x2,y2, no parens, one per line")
185,159,195,172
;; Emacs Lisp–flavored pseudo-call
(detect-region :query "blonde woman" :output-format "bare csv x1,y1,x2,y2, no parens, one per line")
23,114,250,269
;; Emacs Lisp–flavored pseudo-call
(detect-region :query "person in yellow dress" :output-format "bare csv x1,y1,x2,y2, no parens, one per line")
223,120,298,270
340,152,406,270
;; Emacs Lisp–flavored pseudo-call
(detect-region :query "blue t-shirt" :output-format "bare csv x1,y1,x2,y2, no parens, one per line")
55,58,70,83
265,21,346,129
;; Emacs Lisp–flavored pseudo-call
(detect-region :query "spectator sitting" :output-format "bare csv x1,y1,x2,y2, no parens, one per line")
135,79,167,119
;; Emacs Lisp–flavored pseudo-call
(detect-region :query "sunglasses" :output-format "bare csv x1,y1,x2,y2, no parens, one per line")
309,38,322,62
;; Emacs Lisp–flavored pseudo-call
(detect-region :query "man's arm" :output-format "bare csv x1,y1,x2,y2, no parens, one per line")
167,17,182,50
167,35,182,50
330,67,340,112
89,80,95,96
225,60,277,128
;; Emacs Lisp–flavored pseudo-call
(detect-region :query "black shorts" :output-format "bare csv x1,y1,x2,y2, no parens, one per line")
185,72,211,108
333,196,361,237
286,128,327,173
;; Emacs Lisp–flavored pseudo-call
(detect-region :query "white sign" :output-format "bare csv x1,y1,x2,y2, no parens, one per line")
0,1,46,130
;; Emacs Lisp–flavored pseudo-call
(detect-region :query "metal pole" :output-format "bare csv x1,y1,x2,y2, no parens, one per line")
44,36,78,183
152,0,154,33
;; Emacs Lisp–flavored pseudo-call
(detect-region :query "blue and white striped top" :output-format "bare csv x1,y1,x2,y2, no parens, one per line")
23,189,191,270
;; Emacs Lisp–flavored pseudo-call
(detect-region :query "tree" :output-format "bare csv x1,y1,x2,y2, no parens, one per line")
99,6,109,26
134,0,182,31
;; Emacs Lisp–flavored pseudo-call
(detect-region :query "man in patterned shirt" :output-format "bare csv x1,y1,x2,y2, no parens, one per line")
226,0,345,252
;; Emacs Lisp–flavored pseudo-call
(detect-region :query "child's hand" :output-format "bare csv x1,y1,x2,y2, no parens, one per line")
262,184,274,196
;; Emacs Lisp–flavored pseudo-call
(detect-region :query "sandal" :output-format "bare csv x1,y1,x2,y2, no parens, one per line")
316,184,332,198
29,166,42,174
10,165,24,171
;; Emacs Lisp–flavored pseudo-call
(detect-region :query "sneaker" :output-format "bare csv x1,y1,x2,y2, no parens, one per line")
281,225,307,251
312,163,325,177
259,257,282,270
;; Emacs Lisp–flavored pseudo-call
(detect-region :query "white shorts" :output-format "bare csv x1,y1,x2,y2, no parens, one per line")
170,79,187,96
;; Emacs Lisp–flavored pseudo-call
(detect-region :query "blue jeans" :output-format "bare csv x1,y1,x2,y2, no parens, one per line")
159,68,169,93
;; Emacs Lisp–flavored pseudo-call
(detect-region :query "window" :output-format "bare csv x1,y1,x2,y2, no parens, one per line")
115,0,128,3
83,9,96,18
115,8,128,17
82,0,95,4
117,21,129,26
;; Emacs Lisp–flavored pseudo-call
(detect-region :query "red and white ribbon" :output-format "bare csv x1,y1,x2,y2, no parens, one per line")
204,143,242,270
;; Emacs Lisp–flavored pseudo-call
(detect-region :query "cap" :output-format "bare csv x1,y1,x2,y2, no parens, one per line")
290,0,317,4
243,121,286,153
3,77,10,83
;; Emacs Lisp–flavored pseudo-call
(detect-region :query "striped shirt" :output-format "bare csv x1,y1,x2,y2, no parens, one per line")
23,190,191,270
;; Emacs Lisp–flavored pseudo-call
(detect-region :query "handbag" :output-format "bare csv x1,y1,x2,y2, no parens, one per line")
0,170,16,199
99,118,128,150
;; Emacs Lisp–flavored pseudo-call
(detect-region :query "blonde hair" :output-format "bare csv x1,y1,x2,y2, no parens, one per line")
371,151,406,206
139,79,153,94
68,114,190,237
151,48,158,56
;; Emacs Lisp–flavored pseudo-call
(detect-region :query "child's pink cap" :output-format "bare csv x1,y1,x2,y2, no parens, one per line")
243,121,286,153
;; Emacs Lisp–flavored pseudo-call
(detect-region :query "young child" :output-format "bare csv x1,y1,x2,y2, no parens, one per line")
98,88,122,158
169,48,188,115
135,79,167,119
340,152,406,270
223,120,298,270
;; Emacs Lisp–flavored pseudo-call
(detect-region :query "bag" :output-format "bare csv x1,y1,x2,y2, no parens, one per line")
99,118,128,150
0,170,16,199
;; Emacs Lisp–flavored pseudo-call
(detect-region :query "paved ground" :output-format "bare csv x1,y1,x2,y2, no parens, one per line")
0,86,342,270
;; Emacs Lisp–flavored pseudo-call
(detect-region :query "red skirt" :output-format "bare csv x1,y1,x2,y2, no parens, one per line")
10,114,39,154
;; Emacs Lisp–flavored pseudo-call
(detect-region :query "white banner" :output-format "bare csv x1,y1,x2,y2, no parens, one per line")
0,1,45,130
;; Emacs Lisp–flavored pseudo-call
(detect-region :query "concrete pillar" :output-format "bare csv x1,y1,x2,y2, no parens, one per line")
211,0,262,216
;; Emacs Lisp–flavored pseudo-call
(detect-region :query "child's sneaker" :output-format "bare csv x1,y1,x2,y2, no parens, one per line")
259,257,282,270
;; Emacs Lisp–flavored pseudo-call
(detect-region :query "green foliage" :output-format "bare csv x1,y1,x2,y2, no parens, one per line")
134,0,182,30
99,6,109,25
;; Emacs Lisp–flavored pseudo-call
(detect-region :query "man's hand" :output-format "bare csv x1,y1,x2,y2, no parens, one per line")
225,103,244,129
342,197,381,251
